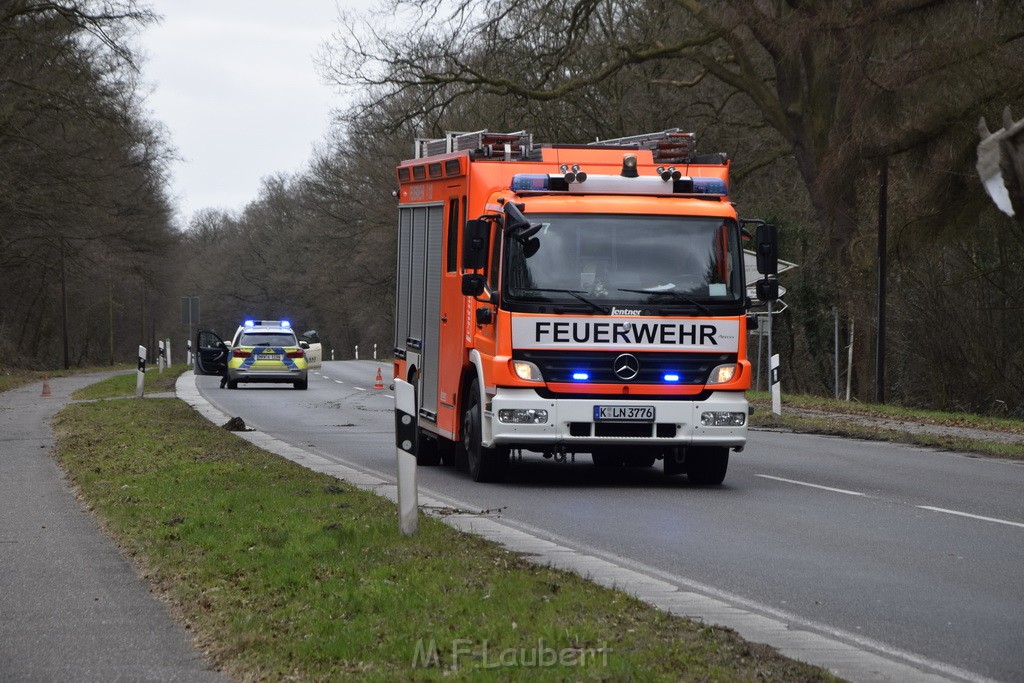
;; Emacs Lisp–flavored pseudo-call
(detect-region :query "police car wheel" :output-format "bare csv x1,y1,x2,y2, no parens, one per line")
227,379,238,390
294,380,308,390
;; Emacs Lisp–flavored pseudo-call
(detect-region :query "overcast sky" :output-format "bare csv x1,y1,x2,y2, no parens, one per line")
141,2,350,224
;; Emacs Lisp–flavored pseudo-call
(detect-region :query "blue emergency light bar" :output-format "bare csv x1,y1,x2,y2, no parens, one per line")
511,173,726,196
244,319,291,329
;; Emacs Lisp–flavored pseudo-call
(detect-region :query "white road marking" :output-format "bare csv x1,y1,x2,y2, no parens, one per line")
917,506,1024,529
355,387,365,391
756,474,865,497
334,380,344,384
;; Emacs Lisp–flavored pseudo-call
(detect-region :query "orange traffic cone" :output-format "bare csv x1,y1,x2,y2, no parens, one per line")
374,368,384,390
41,375,52,397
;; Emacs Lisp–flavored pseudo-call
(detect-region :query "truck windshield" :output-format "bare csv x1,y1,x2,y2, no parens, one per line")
504,214,743,308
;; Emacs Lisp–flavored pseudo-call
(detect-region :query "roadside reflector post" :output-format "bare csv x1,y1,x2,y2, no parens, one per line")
186,339,192,367
157,340,165,374
165,338,171,371
136,345,146,398
355,345,359,360
770,353,781,415
394,378,418,535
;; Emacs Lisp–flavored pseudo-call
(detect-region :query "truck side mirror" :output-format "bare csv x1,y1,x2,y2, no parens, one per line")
756,223,778,275
462,273,487,297
756,278,780,302
463,219,490,270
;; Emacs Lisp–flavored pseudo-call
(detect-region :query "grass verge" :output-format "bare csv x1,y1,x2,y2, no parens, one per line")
0,364,133,393
71,364,189,400
747,391,1024,460
53,397,835,682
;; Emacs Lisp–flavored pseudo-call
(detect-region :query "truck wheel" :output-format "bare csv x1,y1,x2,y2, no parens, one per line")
685,446,729,485
417,430,442,466
413,387,441,466
463,379,507,482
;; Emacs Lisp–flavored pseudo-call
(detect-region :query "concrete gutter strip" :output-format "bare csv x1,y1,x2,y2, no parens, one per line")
177,373,987,683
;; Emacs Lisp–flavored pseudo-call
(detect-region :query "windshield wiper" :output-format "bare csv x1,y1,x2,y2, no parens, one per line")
616,288,712,315
519,288,609,315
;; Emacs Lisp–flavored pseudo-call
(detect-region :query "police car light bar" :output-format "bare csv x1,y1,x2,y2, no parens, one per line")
243,319,291,329
511,173,727,196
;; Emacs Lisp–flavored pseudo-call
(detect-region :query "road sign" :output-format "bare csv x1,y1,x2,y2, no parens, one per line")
180,297,200,325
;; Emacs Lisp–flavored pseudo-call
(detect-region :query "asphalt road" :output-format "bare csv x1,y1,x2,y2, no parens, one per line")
198,360,1024,682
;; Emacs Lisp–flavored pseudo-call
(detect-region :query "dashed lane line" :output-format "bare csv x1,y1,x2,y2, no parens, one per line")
917,506,1024,529
756,474,866,496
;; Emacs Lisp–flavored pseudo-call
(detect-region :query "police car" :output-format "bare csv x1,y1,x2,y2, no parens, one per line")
194,320,309,390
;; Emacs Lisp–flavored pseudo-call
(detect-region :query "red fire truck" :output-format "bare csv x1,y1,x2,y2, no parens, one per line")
393,129,778,484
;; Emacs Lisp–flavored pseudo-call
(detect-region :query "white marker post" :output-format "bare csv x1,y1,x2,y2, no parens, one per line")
186,339,192,368
770,353,781,415
136,345,146,398
394,378,418,535
165,339,171,370
157,340,165,374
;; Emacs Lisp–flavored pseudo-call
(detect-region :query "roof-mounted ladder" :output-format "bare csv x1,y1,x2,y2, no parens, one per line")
414,130,534,160
590,129,706,165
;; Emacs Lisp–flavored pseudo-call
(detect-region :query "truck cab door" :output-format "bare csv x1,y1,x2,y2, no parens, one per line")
194,329,228,375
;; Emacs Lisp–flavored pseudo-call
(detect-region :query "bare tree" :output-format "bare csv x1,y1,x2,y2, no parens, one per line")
0,1,175,367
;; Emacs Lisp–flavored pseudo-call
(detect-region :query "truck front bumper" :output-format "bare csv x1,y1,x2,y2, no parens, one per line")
484,388,748,450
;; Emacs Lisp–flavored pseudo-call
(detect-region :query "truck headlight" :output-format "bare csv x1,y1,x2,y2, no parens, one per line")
707,364,737,384
512,360,543,381
498,409,549,424
700,411,746,427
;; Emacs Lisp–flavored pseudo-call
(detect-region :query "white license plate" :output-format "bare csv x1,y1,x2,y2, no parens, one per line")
258,353,283,361
594,405,655,421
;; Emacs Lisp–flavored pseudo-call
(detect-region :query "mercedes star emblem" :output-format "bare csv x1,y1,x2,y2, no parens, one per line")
613,353,640,381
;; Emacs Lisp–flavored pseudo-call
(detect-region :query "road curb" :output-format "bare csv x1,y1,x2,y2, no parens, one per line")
176,372,983,683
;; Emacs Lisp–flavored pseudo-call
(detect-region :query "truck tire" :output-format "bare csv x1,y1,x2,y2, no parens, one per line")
685,446,729,485
414,386,441,466
463,379,508,482
417,431,442,466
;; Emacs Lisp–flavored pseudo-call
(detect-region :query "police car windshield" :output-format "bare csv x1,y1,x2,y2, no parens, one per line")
505,214,742,305
239,332,297,347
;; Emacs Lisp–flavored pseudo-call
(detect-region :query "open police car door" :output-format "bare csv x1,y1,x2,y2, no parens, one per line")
194,329,228,376
299,329,322,369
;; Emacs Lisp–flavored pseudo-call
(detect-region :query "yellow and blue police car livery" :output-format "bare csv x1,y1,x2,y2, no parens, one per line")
226,320,309,390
